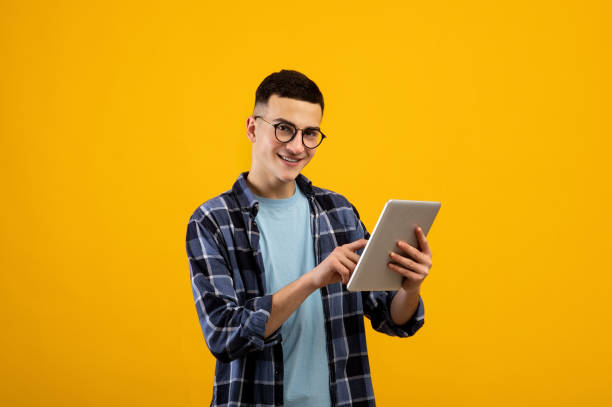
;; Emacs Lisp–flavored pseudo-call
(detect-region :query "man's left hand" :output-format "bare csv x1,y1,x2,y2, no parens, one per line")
387,226,433,293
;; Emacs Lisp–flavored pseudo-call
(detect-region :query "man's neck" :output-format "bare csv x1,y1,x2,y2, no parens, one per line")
246,170,296,199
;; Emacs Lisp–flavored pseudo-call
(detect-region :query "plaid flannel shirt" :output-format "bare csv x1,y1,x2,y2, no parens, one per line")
186,172,425,407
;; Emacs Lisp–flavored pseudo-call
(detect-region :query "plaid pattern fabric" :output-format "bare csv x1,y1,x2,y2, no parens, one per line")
186,172,425,407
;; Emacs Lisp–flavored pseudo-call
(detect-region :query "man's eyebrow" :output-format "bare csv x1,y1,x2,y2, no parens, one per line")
273,117,320,130
272,117,296,125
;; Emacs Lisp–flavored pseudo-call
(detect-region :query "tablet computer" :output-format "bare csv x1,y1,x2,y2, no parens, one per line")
346,200,441,292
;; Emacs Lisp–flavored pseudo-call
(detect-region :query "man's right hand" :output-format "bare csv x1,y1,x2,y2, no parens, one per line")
264,238,368,338
308,239,368,289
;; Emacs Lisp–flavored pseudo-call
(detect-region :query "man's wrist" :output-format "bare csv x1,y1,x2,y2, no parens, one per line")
391,286,421,326
399,285,421,298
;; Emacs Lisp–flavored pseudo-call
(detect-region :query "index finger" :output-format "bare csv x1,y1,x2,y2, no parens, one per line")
345,238,368,251
415,226,432,256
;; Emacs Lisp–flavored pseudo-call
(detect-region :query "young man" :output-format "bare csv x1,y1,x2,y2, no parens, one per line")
186,70,432,406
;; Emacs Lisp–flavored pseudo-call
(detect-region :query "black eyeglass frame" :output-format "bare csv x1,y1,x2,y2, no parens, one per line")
253,115,327,149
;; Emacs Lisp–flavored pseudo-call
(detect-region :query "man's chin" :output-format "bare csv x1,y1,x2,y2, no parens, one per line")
274,165,303,182
270,159,309,183
278,172,299,183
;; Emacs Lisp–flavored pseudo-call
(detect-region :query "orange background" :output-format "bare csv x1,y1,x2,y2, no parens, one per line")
1,1,611,405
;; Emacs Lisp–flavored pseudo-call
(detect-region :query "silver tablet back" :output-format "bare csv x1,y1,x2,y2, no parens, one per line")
347,200,441,292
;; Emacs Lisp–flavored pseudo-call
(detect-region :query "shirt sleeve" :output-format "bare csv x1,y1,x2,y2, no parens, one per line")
349,203,426,338
362,291,425,337
186,216,281,363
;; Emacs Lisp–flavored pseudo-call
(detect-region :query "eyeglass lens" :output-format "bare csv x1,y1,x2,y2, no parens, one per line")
275,123,323,148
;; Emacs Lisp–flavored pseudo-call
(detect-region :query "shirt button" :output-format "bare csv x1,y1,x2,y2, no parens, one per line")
274,369,280,376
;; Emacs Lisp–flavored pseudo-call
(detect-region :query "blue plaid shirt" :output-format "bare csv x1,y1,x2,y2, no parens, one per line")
186,172,425,407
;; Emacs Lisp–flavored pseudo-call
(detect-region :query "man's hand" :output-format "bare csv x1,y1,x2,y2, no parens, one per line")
265,238,367,338
388,226,433,293
308,239,368,289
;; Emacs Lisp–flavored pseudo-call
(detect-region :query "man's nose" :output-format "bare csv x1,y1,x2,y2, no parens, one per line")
286,130,305,154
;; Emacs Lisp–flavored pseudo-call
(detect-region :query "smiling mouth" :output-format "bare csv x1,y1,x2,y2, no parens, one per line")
278,154,302,163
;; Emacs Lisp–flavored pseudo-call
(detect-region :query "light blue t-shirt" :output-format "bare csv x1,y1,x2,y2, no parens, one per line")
254,183,332,407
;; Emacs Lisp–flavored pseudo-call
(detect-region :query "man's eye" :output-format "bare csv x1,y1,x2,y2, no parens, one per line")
304,130,318,137
277,124,291,132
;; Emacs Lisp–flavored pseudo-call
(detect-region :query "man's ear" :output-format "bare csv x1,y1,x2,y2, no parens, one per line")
246,116,257,143
246,116,256,143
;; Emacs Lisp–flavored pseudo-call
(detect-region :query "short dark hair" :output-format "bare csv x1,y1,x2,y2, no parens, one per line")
255,69,324,113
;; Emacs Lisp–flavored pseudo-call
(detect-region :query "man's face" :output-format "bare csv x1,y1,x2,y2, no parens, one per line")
248,94,323,185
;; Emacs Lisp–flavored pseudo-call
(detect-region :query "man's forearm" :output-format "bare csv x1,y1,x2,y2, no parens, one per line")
390,288,421,326
264,272,318,338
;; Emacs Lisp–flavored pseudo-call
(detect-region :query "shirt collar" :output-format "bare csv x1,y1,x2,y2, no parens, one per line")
232,171,315,216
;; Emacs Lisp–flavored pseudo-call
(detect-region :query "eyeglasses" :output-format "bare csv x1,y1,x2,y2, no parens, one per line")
253,116,326,149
